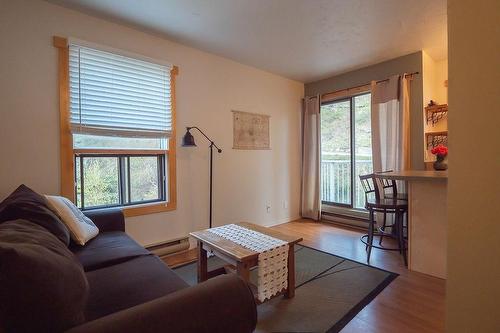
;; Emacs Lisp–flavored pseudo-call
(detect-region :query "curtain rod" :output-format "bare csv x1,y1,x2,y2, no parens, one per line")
318,71,420,99
373,71,419,85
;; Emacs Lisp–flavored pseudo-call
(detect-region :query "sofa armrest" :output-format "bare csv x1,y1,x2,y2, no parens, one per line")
83,209,125,232
67,274,257,333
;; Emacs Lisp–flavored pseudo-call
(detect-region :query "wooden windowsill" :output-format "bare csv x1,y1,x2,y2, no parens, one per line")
123,201,176,217
74,149,168,155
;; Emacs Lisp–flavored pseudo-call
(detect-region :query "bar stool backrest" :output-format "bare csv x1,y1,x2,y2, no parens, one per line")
376,170,398,198
359,174,380,205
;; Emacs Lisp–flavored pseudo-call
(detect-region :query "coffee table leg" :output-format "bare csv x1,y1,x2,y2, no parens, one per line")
197,241,208,283
285,244,295,298
237,261,250,282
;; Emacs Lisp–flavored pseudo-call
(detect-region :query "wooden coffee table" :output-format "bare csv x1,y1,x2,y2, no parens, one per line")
190,222,302,301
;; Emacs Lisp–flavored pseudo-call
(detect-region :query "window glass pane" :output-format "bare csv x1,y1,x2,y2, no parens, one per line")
321,100,352,205
73,134,168,150
354,94,373,209
123,158,130,204
129,156,160,203
82,157,120,208
75,157,81,208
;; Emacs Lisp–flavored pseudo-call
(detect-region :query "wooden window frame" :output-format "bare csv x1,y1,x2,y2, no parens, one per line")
53,36,177,217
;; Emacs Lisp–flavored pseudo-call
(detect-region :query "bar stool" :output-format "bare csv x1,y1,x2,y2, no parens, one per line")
376,172,408,246
359,174,408,266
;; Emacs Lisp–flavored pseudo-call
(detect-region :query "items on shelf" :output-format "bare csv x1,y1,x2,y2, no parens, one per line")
425,102,448,126
426,131,448,149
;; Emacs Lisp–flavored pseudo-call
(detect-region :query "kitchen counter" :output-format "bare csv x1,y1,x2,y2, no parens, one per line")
376,170,447,279
376,170,447,181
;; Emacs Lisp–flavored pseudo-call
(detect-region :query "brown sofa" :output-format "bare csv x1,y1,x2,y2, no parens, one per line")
0,185,257,333
70,209,257,333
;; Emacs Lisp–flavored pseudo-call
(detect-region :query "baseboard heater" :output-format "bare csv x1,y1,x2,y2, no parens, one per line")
322,211,369,230
146,237,189,257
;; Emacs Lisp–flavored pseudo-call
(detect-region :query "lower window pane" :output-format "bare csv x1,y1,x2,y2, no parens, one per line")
354,93,373,209
75,157,81,207
129,156,160,203
321,100,352,205
82,157,120,208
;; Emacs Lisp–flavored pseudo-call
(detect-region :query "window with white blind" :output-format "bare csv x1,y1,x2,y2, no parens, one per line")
69,44,172,138
57,38,178,214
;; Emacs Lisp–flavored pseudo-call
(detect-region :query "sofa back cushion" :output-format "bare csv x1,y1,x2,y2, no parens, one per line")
0,220,89,333
0,184,70,245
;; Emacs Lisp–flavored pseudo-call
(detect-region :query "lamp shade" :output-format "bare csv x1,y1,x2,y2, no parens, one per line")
181,129,196,147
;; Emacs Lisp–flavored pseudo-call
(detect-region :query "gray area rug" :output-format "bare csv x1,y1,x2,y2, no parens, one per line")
174,245,397,333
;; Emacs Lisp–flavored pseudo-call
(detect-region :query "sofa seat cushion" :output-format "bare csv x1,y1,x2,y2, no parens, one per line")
84,255,188,321
70,231,150,271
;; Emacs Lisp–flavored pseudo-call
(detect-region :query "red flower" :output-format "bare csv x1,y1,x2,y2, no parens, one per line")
431,145,448,156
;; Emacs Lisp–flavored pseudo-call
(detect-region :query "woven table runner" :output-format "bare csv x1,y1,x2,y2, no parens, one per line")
208,224,288,302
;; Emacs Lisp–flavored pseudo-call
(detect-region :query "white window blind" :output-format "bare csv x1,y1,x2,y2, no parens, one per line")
69,44,173,138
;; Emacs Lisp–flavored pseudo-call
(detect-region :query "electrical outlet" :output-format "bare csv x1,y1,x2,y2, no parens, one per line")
266,205,271,213
283,200,288,209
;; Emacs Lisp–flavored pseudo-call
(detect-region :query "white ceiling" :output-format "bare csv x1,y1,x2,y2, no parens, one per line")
46,0,448,83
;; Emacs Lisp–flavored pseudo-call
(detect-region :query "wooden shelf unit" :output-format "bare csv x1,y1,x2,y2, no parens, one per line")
425,104,448,126
424,103,448,163
426,131,448,149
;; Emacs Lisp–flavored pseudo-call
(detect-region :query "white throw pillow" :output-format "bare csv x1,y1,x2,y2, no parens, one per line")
45,195,99,246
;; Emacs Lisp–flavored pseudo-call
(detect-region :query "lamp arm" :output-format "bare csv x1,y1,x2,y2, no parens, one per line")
187,126,223,152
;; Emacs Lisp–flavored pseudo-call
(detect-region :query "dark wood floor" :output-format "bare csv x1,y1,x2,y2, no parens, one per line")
164,219,445,333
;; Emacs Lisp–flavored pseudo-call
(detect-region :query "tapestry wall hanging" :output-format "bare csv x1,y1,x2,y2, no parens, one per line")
232,110,270,150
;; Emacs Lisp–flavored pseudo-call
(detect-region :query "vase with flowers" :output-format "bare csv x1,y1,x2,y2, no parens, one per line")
431,145,448,170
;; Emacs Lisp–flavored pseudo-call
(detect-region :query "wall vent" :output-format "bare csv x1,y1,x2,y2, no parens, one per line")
146,237,189,257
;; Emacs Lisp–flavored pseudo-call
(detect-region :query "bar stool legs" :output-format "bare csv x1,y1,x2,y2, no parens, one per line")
367,209,375,262
379,212,387,245
396,209,408,266
364,208,408,266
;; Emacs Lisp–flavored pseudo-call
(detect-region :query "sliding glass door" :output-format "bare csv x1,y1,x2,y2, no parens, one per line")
321,93,372,211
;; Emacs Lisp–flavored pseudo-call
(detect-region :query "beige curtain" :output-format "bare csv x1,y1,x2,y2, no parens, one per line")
301,95,321,220
371,75,411,174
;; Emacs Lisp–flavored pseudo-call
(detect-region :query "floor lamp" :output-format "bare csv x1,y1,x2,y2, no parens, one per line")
181,126,222,229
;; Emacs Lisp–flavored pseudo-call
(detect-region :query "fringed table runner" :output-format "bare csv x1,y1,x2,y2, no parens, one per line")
208,224,288,302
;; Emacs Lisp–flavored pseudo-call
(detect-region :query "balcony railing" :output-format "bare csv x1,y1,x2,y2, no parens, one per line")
321,159,373,208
